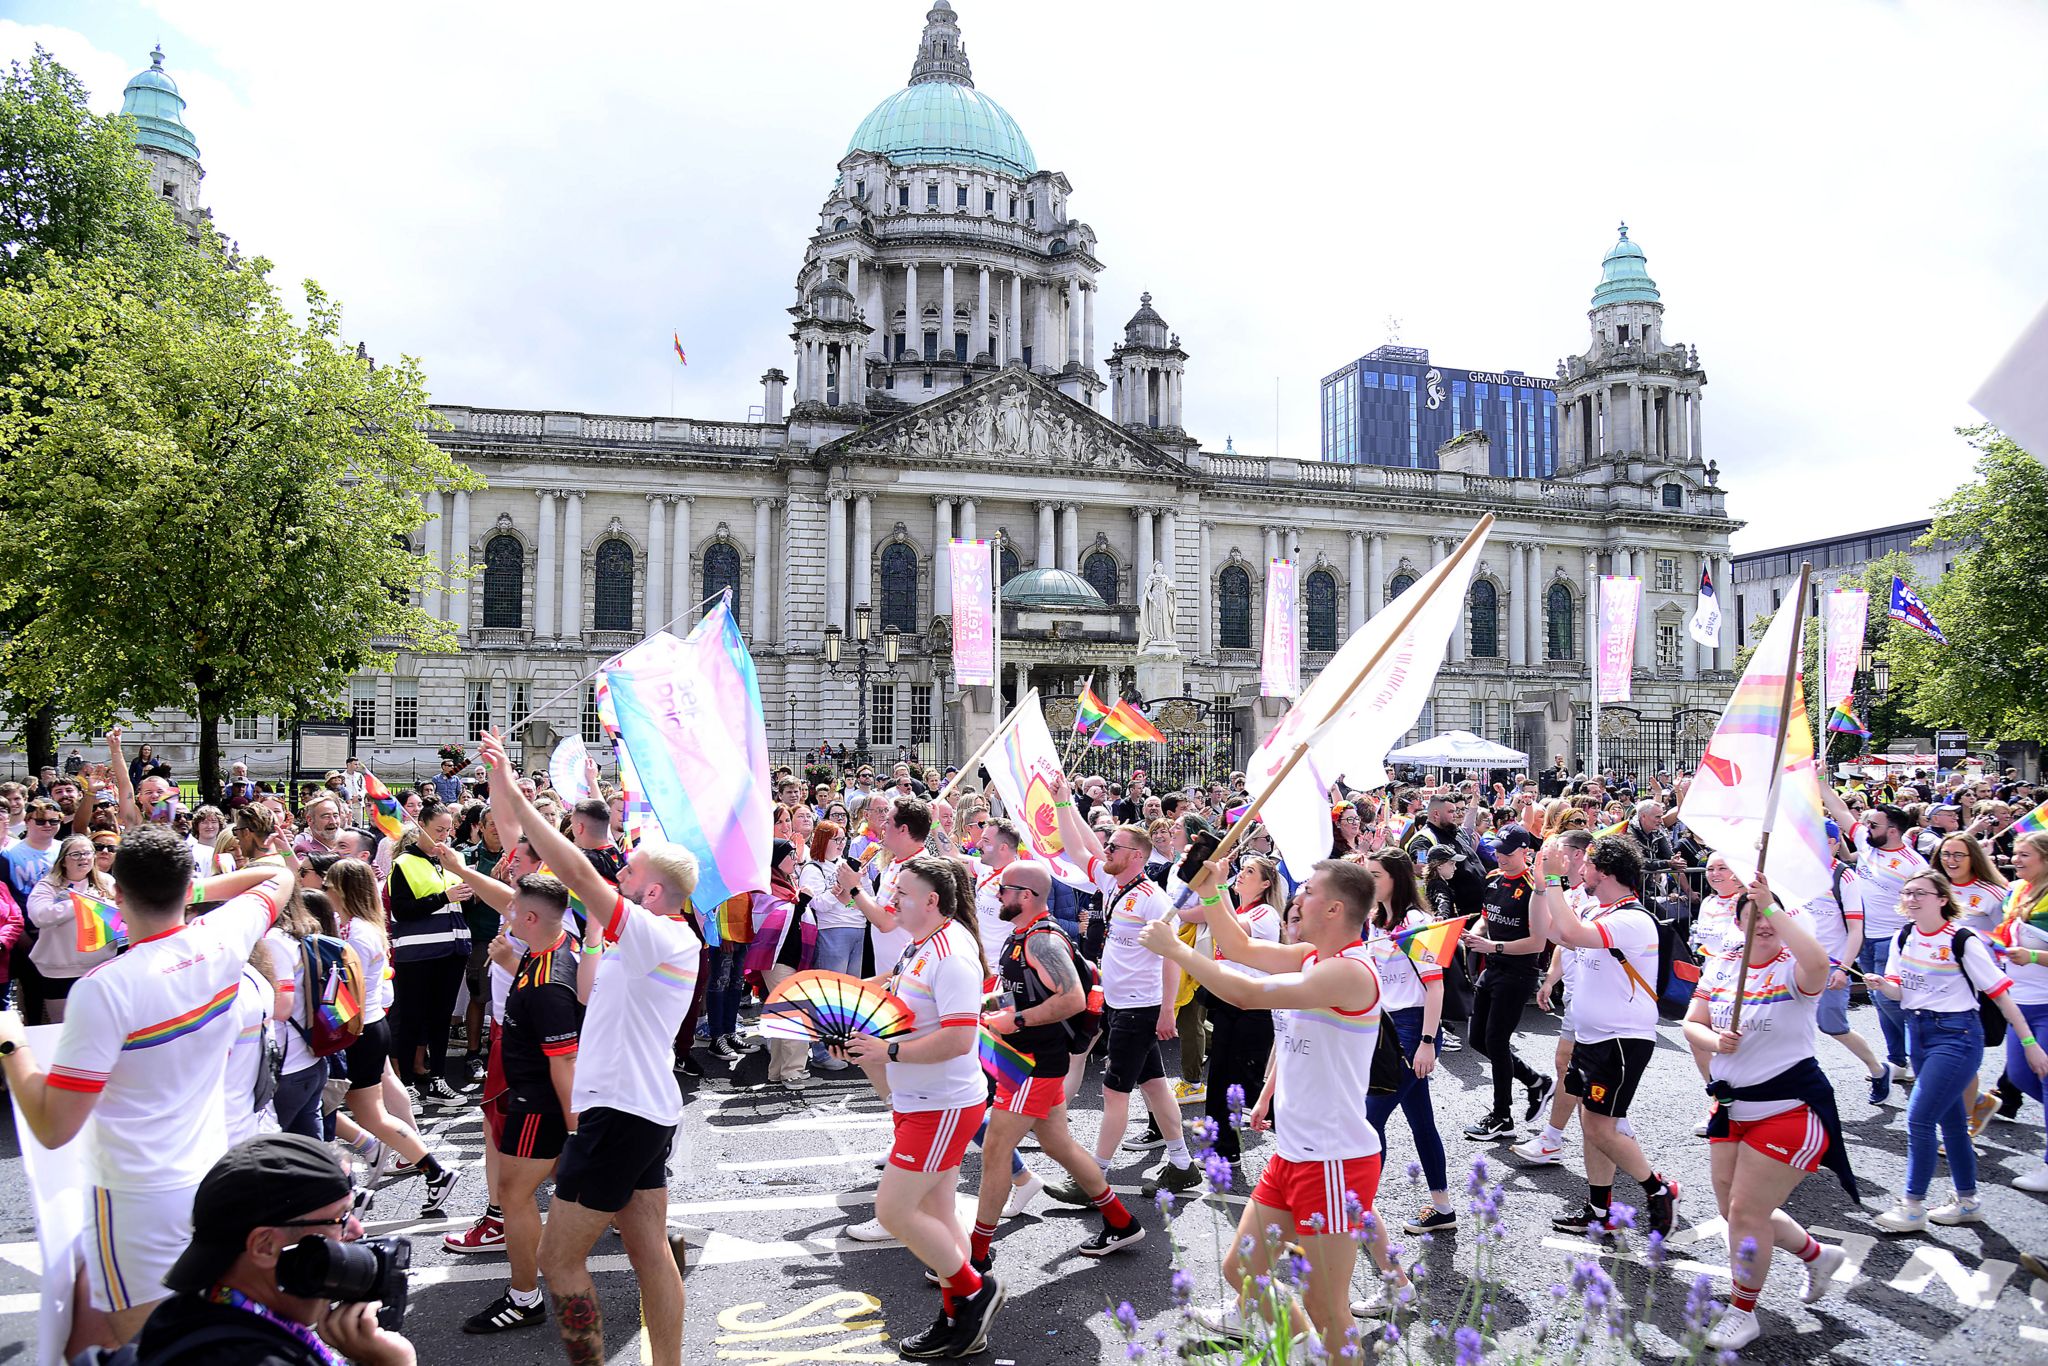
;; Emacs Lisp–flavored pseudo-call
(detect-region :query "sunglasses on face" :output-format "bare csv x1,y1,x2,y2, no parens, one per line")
271,1185,374,1230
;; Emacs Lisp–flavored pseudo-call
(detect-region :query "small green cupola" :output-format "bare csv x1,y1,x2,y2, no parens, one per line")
121,45,200,162
1590,222,1660,308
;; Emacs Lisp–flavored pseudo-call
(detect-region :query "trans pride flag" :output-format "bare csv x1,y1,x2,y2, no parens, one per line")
604,599,770,914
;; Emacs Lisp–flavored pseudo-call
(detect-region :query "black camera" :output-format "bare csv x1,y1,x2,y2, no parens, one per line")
276,1235,412,1330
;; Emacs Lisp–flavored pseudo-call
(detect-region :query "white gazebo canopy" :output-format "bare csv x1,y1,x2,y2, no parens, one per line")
1385,730,1529,768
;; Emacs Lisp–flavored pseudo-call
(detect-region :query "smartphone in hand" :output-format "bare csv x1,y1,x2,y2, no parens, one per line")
1176,829,1222,887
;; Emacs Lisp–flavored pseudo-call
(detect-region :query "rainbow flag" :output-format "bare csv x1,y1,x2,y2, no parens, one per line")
1594,819,1627,838
362,770,405,843
319,972,361,1032
1826,699,1869,739
71,891,126,953
977,1027,1033,1088
672,332,688,366
1390,914,1468,969
1089,699,1165,746
1073,685,1110,735
2010,798,2048,837
1224,802,1250,826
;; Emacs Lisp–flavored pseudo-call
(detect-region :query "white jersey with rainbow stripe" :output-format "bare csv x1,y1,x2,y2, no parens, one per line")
1272,940,1382,1164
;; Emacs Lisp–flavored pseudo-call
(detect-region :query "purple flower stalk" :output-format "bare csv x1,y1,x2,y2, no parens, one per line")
1454,1324,1486,1366
1113,1301,1140,1335
1170,1269,1193,1306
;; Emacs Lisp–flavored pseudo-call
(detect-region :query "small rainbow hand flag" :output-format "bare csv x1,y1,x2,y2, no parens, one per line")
1594,819,1628,839
1224,802,1250,826
1826,700,1870,739
71,891,126,953
2010,798,2048,838
1390,914,1468,969
1090,699,1165,746
362,770,405,843
319,973,361,1031
1073,685,1110,735
978,1027,1033,1088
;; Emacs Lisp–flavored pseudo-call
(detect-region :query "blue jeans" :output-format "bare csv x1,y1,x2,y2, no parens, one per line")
1365,1006,1449,1194
1857,936,1909,1064
1904,1008,1983,1199
810,927,866,1060
2003,996,2048,1166
706,943,748,1041
273,1061,328,1140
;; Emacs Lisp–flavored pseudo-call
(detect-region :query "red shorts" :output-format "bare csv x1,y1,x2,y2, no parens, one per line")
480,1028,509,1145
888,1103,987,1174
1709,1105,1827,1173
1250,1153,1383,1236
994,1075,1065,1119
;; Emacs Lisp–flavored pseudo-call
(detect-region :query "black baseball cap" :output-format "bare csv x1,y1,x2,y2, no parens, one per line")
1495,827,1544,857
163,1134,352,1294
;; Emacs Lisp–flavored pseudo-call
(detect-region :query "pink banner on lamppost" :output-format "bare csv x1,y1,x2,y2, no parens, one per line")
1597,576,1641,703
949,540,995,686
1261,558,1300,697
1824,588,1869,715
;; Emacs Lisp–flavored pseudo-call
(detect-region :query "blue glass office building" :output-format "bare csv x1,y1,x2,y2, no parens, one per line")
1320,344,1558,477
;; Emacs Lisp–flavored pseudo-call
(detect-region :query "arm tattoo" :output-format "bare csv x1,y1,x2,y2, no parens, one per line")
552,1288,605,1366
1027,931,1081,995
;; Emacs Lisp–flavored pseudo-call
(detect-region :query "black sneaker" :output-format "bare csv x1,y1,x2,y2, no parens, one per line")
1078,1220,1146,1258
463,1290,545,1334
1121,1122,1166,1152
949,1273,1007,1357
423,1163,460,1215
1042,1178,1101,1206
1524,1074,1557,1123
922,1254,993,1287
425,1077,467,1105
1551,1203,1614,1235
897,1306,958,1360
1141,1159,1202,1198
676,1052,706,1078
1463,1115,1516,1142
1645,1179,1680,1238
1403,1206,1458,1236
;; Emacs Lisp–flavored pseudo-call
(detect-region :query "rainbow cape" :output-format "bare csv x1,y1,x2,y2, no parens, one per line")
2012,799,2048,838
1073,685,1110,735
977,1027,1033,1088
362,770,405,843
1089,699,1165,746
1825,700,1869,739
1390,914,1468,969
71,891,126,953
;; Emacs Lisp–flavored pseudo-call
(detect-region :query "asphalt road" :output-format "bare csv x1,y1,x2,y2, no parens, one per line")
5,998,2048,1364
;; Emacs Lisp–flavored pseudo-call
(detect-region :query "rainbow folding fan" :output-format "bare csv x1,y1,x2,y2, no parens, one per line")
760,970,915,1047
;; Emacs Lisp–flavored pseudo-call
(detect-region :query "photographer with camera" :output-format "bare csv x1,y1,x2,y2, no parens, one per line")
110,1133,414,1366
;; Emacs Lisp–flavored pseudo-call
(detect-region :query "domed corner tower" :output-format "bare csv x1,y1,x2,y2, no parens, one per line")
1554,223,1707,472
1107,292,1194,449
797,1,1106,411
788,264,874,419
120,45,208,229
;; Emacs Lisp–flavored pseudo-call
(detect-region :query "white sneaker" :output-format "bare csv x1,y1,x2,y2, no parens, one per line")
1799,1244,1846,1303
1705,1305,1760,1350
2015,1165,2048,1194
1693,1116,1713,1138
1872,1199,1927,1233
1350,1281,1391,1319
1190,1300,1247,1340
1893,1060,1915,1084
1003,1172,1045,1220
1510,1136,1565,1166
1927,1197,1985,1226
843,1216,894,1243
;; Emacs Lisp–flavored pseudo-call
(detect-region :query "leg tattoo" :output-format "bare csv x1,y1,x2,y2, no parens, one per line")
552,1288,604,1366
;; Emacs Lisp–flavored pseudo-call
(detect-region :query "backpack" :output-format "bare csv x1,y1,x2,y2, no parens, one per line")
1014,920,1103,1054
70,1325,253,1366
1892,924,2005,1038
292,934,368,1058
1610,908,1699,1021
243,965,285,1112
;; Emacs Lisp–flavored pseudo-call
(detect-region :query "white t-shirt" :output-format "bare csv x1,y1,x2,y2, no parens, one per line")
1883,922,2011,1014
1693,894,1740,955
1568,897,1660,1043
971,860,1009,974
2002,884,2048,1006
223,964,278,1146
883,919,986,1113
1695,946,1821,1120
48,872,287,1192
489,930,529,1025
343,916,393,1022
1367,912,1443,1015
260,929,317,1074
1272,941,1383,1163
1557,886,1595,994
1803,865,1863,965
1950,879,2004,934
800,860,864,933
1851,826,1927,939
1214,900,1283,982
572,894,702,1127
869,861,911,972
1087,855,1176,1010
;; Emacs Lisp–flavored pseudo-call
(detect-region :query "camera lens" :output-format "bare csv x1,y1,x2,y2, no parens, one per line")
275,1236,410,1309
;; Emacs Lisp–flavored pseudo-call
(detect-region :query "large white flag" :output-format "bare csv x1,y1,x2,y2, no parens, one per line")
1689,566,1722,648
977,691,1089,885
1676,600,1834,909
1245,521,1490,877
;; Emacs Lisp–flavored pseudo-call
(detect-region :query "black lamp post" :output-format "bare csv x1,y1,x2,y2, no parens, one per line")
822,603,900,765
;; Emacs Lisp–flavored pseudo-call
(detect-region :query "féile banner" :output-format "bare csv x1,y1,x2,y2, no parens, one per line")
1597,576,1642,703
1823,588,1869,715
949,540,996,687
1260,558,1300,697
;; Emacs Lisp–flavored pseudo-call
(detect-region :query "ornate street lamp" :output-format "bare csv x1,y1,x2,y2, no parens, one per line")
824,604,899,764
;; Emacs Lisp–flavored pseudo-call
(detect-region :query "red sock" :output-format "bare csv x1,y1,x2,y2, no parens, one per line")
1731,1281,1760,1313
1796,1236,1823,1263
1089,1186,1135,1230
942,1258,983,1312
970,1220,997,1264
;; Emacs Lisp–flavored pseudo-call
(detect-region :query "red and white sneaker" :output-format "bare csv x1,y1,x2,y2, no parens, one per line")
444,1214,507,1254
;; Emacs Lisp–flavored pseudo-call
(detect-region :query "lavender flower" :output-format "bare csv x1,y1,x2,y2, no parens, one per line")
1307,1212,1327,1235
1645,1229,1667,1270
1204,1152,1235,1192
1226,1083,1246,1126
1607,1201,1638,1231
1737,1235,1760,1270
1170,1269,1193,1306
1124,1345,1145,1362
1454,1324,1485,1366
1684,1274,1717,1332
1154,1188,1176,1214
1113,1301,1140,1335
1466,1157,1491,1194
1381,1323,1401,1345
1405,1159,1423,1183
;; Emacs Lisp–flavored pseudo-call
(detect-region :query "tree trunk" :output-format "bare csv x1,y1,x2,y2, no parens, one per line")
24,702,56,779
196,695,223,806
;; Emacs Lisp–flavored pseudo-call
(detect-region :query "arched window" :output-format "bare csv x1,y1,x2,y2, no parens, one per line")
879,543,918,632
703,542,741,620
1082,551,1119,605
1388,572,1415,602
1219,566,1252,649
1304,570,1338,651
593,540,634,631
482,535,524,629
1547,583,1575,661
1469,581,1499,658
999,546,1020,585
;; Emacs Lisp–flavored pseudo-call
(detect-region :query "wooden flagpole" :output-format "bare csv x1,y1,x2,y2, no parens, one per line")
1206,514,1495,869
1729,561,1812,1032
1058,674,1100,775
936,687,1034,806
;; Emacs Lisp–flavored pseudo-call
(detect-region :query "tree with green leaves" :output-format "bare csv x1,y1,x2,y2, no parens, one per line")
1736,551,1921,757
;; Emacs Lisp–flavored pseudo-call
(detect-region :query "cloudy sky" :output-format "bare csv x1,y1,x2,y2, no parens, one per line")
8,0,2046,552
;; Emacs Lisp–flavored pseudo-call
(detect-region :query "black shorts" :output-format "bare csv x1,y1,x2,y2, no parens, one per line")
552,1106,673,1213
344,1017,392,1091
1564,1036,1655,1118
496,1102,570,1162
1101,1004,1165,1094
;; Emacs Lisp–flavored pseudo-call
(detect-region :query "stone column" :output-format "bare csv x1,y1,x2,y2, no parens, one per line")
1430,536,1447,568
1197,522,1213,655
1348,531,1366,631
534,490,558,638
852,494,874,618
643,494,665,636
448,490,470,634
941,264,955,360
1367,532,1385,615
751,497,774,642
1508,541,1527,666
959,498,977,544
560,491,583,638
1585,549,1601,672
1262,528,1278,568
974,266,990,358
1083,284,1095,370
1137,508,1156,586
846,256,860,309
1065,278,1082,368
1035,502,1056,566
671,495,693,625
1714,551,1733,669
826,493,847,631
1159,509,1178,582
1172,371,1185,428
421,492,444,623
1631,547,1654,671
1059,504,1079,572
903,263,918,360
1007,273,1022,363
1683,550,1701,681
1526,543,1544,664
1033,282,1051,367
934,497,954,613
1691,394,1704,465
866,274,885,357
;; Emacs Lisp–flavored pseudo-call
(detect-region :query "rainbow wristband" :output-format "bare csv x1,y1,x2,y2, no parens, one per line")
1543,876,1564,887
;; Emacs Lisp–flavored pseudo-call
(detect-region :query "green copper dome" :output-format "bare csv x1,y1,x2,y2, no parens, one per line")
120,45,199,161
1591,222,1660,308
1001,567,1106,611
847,3,1036,179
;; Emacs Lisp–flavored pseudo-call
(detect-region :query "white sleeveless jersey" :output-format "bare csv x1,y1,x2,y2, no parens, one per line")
1272,940,1382,1163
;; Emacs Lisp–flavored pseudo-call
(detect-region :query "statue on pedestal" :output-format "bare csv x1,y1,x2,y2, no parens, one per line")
1139,565,1179,655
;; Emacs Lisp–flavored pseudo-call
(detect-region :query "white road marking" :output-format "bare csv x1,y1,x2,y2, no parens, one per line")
719,1152,887,1172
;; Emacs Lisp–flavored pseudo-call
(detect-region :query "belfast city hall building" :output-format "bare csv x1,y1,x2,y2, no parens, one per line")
108,3,1740,786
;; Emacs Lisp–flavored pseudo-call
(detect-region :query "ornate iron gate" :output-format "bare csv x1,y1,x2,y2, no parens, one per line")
1572,706,1722,786
1046,694,1239,793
